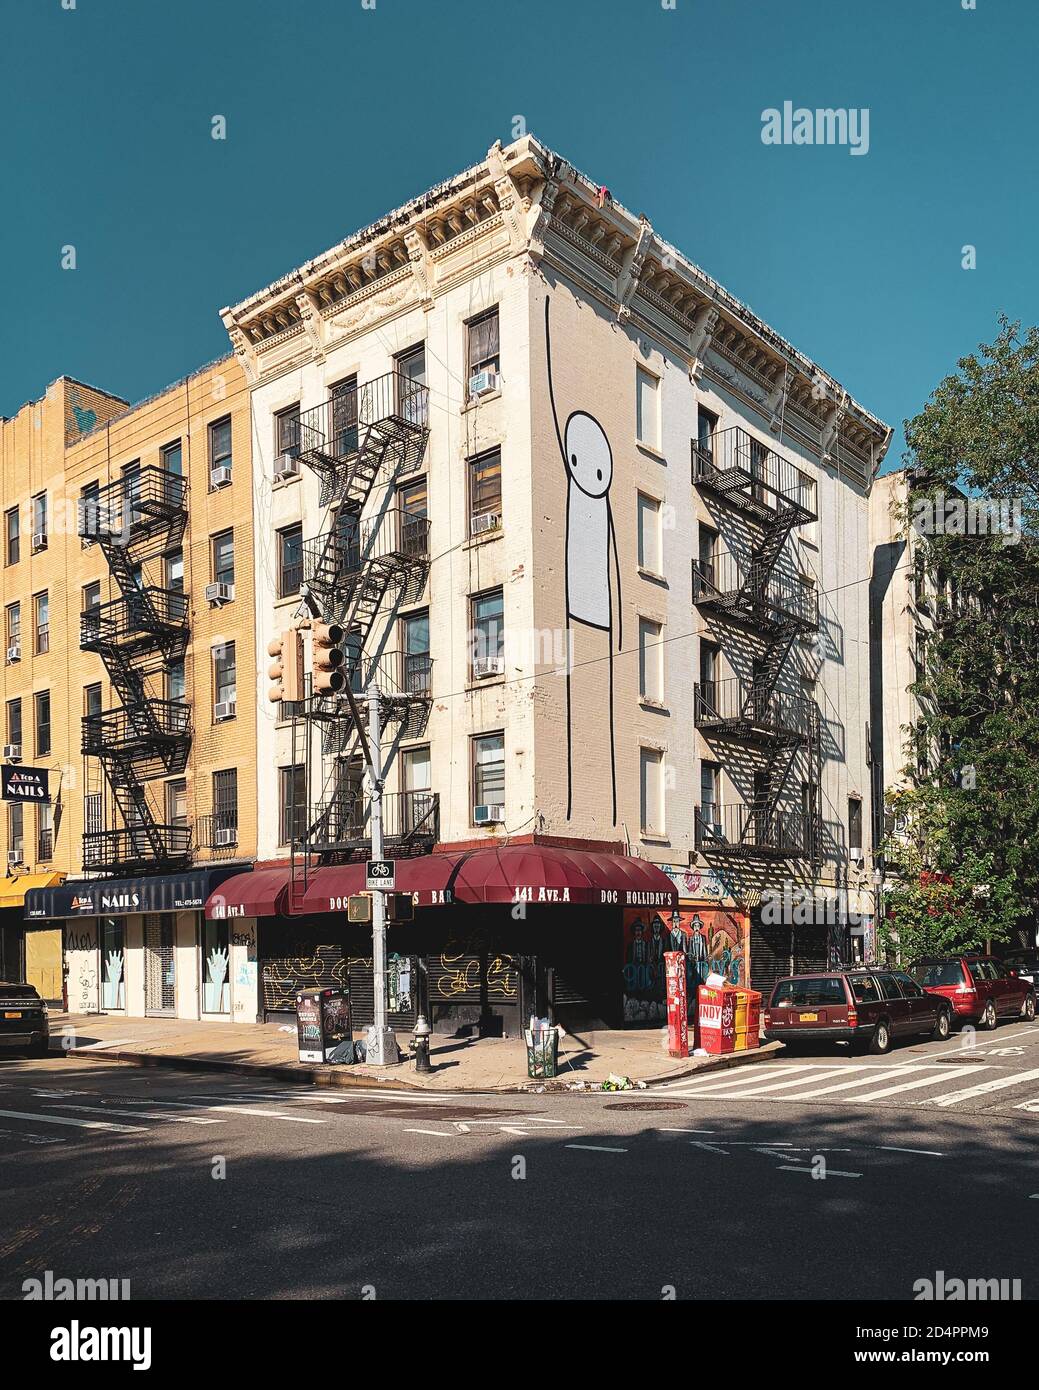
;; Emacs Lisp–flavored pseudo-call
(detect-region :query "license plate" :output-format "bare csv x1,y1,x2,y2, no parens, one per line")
799,1012,818,1022
4,1011,21,1019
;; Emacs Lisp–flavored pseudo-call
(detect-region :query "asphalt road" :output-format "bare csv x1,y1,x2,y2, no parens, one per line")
1,1019,1038,1301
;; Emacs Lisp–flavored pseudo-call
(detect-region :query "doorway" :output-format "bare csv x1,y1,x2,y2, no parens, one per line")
144,913,176,1016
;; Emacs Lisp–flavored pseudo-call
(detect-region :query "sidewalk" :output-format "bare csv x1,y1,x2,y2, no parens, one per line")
50,1012,779,1092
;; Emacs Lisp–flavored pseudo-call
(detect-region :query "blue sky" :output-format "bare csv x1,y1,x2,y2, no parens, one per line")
2,0,1036,470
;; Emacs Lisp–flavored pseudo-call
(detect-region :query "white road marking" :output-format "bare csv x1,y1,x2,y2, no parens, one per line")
403,1128,455,1138
209,1106,325,1124
0,1108,145,1133
775,1065,939,1099
0,1126,65,1145
689,1141,730,1154
662,1064,823,1093
70,1039,140,1051
1013,1100,1039,1113
714,1065,872,1097
843,1065,988,1102
926,1067,1039,1108
47,1104,223,1126
565,1144,628,1153
778,1164,862,1178
879,1147,944,1156
658,1128,718,1134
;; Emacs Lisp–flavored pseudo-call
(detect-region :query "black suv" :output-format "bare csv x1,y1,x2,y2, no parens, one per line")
0,981,49,1056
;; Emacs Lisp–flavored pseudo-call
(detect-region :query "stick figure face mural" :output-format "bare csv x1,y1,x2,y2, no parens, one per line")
545,295,622,824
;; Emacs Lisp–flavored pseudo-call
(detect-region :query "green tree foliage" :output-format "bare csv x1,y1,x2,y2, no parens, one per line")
884,319,1039,954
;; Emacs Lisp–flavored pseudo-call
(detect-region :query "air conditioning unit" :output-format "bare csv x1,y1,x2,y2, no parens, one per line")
471,511,501,537
31,532,47,552
473,803,505,825
210,465,233,489
214,700,237,721
3,744,22,762
205,582,235,605
214,827,238,847
5,644,20,663
468,369,499,399
274,453,300,482
473,655,505,679
849,846,865,867
7,850,23,867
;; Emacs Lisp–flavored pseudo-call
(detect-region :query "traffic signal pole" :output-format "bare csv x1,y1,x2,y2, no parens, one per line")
364,680,397,1067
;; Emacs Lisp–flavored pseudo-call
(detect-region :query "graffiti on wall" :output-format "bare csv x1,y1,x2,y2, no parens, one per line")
622,906,750,1023
66,923,98,1014
546,297,621,824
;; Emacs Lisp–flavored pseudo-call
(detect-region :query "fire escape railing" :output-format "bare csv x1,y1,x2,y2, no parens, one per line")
77,465,192,874
693,429,821,865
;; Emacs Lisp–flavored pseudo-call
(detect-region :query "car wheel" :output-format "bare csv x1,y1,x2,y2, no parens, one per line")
981,1000,998,1031
1022,992,1036,1023
931,1008,952,1042
869,1019,892,1055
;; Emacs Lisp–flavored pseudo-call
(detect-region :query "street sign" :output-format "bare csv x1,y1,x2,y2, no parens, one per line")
366,859,395,891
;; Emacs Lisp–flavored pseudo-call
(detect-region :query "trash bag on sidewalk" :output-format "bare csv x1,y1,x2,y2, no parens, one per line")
327,1040,355,1065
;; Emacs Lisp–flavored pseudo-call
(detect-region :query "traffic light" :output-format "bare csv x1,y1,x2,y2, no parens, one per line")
312,622,346,695
267,629,304,704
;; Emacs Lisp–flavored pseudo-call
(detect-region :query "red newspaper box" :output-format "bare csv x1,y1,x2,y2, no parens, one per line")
664,951,689,1058
697,982,737,1054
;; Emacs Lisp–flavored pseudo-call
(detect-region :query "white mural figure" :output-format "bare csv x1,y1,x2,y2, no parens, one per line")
204,946,229,1014
545,297,621,822
102,949,124,1010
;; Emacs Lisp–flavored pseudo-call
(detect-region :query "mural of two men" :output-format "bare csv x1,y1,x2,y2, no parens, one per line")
622,906,748,1023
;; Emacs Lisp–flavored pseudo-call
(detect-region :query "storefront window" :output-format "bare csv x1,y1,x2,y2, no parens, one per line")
101,917,126,1010
202,919,230,1015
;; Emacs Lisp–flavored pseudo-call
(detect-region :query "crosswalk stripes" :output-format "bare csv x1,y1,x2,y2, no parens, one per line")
925,1066,1039,1108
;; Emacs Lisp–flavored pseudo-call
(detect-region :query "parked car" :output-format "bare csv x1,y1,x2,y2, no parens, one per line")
0,981,49,1056
1004,950,1039,995
763,969,952,1055
908,954,1036,1029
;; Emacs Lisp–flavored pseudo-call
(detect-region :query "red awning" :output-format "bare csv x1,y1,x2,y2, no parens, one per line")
449,844,678,909
298,857,460,914
205,866,290,920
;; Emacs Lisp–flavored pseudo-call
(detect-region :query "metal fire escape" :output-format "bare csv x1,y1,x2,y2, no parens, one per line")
292,371,434,882
79,466,192,874
692,426,822,862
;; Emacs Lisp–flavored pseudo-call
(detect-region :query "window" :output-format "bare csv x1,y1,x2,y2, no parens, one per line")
640,747,664,834
472,732,505,817
33,591,49,654
5,507,19,565
122,461,141,523
700,761,721,834
850,974,881,1005
401,745,432,832
212,529,235,587
167,659,186,703
5,602,20,650
277,524,302,599
30,493,48,550
34,690,50,757
637,493,661,573
330,376,359,457
213,643,236,715
8,803,23,861
162,440,182,474
639,618,663,702
403,611,431,695
466,308,500,387
470,589,504,676
771,977,847,1008
79,480,101,541
165,549,184,593
166,779,188,830
279,764,307,846
6,698,21,748
37,804,54,862
694,525,718,596
848,797,863,854
213,769,238,837
469,449,502,534
275,404,301,459
81,583,101,642
699,641,719,711
209,416,232,478
395,345,428,426
636,367,659,449
83,581,101,612
696,406,719,465
84,683,102,718
84,793,104,837
399,477,428,554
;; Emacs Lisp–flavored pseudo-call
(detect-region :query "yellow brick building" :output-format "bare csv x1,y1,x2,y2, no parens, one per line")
0,362,257,1020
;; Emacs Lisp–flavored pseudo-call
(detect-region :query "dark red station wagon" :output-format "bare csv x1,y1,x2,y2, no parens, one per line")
764,969,953,1055
908,954,1036,1029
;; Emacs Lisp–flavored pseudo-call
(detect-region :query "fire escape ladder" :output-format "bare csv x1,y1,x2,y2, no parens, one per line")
741,627,798,722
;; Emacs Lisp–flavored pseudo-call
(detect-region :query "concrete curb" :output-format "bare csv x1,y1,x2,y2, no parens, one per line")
58,1037,782,1095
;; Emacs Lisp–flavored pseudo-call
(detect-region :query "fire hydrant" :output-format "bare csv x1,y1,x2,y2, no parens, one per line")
412,1014,432,1074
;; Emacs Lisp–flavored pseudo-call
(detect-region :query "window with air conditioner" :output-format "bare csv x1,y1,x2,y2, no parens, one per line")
209,416,233,486
470,588,504,680
274,405,301,476
640,747,664,836
209,529,235,603
637,492,662,575
472,732,505,824
466,308,500,398
5,602,20,661
636,367,660,450
8,802,23,864
213,643,236,720
212,769,238,845
30,492,48,551
6,698,22,759
468,448,502,536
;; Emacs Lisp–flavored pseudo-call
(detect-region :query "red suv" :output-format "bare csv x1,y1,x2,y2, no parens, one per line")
908,955,1037,1029
764,969,952,1055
